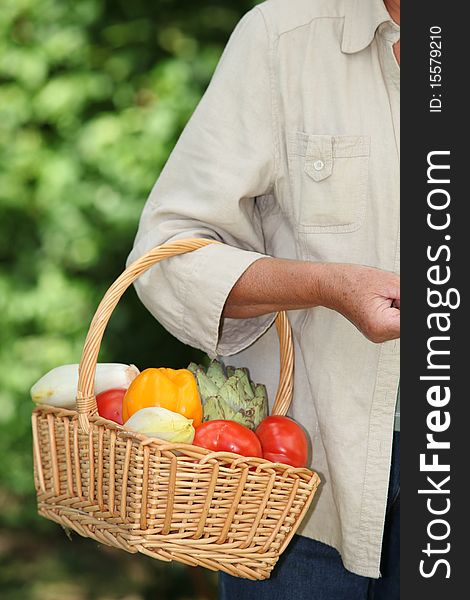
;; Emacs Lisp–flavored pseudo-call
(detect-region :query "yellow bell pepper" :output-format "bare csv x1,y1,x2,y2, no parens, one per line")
122,368,202,426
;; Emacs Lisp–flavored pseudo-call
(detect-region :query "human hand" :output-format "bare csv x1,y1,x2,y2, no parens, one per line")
319,264,400,343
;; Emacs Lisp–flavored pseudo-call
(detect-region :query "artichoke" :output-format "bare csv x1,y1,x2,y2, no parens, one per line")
188,359,268,430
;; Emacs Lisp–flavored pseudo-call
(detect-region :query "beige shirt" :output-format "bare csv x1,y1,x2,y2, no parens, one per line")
128,0,400,579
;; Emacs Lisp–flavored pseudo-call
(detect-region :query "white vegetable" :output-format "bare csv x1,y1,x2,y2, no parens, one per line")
30,363,140,408
124,407,195,444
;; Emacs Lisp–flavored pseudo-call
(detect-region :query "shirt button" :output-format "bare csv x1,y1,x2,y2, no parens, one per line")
313,160,324,171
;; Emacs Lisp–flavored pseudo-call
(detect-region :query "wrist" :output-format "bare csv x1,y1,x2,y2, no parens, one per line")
306,262,341,310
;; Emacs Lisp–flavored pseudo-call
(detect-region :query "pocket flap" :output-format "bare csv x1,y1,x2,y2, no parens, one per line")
304,135,333,181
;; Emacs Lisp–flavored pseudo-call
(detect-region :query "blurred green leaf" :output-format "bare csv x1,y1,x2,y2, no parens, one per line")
0,0,261,597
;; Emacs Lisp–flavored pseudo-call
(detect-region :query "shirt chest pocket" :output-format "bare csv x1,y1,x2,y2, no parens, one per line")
287,132,370,233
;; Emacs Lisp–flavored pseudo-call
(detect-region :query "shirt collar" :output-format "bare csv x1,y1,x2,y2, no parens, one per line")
341,0,400,54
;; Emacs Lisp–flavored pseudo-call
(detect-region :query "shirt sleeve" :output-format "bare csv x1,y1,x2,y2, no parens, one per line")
126,7,277,358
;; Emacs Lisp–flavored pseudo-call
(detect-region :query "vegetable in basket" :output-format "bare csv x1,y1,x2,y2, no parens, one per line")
122,367,202,426
124,406,195,443
96,388,126,424
193,419,262,458
256,416,309,468
30,363,140,408
187,360,268,430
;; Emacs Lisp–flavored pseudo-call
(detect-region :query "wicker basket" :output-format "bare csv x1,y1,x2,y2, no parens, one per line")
32,238,320,580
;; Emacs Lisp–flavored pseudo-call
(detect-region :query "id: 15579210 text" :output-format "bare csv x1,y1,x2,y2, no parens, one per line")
429,25,443,113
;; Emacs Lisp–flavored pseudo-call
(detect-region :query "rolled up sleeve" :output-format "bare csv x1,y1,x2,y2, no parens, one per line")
127,8,277,357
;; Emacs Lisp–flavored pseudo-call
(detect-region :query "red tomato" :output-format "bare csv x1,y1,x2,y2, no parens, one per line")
256,416,309,468
193,420,262,458
96,388,125,425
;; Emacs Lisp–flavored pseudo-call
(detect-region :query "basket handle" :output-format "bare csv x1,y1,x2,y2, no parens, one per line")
76,238,294,433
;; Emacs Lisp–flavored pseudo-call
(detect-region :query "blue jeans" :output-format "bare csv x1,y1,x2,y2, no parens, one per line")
219,432,400,600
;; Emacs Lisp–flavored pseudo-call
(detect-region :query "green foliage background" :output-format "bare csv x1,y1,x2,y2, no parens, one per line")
0,0,260,597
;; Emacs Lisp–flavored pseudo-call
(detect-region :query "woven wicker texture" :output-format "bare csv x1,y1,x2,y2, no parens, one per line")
32,239,320,580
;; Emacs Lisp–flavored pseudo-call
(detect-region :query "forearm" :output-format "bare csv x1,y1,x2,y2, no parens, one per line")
223,257,400,343
223,257,330,318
